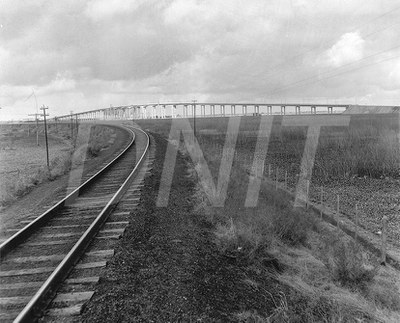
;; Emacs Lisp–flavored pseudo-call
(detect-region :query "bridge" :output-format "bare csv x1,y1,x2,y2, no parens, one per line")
52,102,399,122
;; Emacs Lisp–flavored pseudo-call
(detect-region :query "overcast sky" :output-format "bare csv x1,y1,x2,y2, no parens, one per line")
1,0,400,120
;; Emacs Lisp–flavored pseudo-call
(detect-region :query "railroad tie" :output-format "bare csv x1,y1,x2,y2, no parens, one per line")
51,291,95,308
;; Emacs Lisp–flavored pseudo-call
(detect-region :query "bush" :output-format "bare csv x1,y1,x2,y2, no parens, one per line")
325,240,378,289
86,126,114,158
271,208,310,246
214,218,267,262
317,126,400,179
366,280,400,311
87,143,102,157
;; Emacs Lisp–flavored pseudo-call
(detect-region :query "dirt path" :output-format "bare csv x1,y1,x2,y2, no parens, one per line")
81,133,278,322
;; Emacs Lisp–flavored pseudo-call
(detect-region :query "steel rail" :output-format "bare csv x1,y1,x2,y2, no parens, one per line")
12,126,150,322
0,125,136,258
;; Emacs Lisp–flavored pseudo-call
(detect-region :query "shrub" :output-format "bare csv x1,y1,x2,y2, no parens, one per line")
86,126,113,158
316,125,400,179
271,208,310,246
366,280,400,311
325,240,378,289
214,218,267,262
87,143,102,157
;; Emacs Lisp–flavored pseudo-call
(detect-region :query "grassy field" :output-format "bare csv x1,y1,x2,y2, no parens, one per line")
137,114,400,322
138,114,400,247
0,123,115,207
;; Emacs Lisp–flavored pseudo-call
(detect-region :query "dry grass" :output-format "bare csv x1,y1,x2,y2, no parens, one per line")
316,127,400,179
0,124,114,206
192,133,400,322
137,116,400,321
86,125,114,157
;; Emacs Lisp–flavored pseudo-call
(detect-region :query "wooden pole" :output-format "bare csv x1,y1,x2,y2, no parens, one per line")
40,106,50,169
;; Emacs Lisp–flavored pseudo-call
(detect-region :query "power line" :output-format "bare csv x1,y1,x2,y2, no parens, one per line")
363,20,400,38
269,52,400,95
269,42,400,94
355,4,400,31
260,4,400,80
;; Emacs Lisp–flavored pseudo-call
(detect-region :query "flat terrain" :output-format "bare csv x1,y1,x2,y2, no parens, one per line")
82,120,400,322
1,118,399,321
0,124,129,235
0,134,71,182
138,114,400,247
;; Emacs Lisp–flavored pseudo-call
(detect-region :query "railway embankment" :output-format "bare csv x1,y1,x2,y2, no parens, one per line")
0,124,130,237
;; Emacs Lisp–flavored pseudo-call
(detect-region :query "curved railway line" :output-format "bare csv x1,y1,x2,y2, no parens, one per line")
0,124,151,322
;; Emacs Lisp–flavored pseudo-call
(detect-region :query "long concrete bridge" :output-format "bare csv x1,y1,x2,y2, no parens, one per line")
52,102,400,122
53,102,354,122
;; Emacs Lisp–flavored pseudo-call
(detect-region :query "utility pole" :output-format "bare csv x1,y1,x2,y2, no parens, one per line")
40,105,50,169
28,113,40,146
192,99,197,137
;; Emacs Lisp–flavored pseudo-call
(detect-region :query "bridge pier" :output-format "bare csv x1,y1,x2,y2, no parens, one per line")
162,105,166,118
231,105,236,116
295,106,301,115
281,106,286,115
211,105,215,117
311,106,316,114
221,105,225,116
328,106,333,114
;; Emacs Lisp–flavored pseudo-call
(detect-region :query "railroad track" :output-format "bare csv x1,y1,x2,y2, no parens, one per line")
0,124,151,322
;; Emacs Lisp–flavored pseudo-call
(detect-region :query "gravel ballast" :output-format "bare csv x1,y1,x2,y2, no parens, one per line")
81,133,279,322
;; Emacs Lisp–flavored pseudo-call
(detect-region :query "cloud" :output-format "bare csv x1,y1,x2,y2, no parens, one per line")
84,0,146,21
326,32,365,67
1,0,400,121
388,58,400,89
